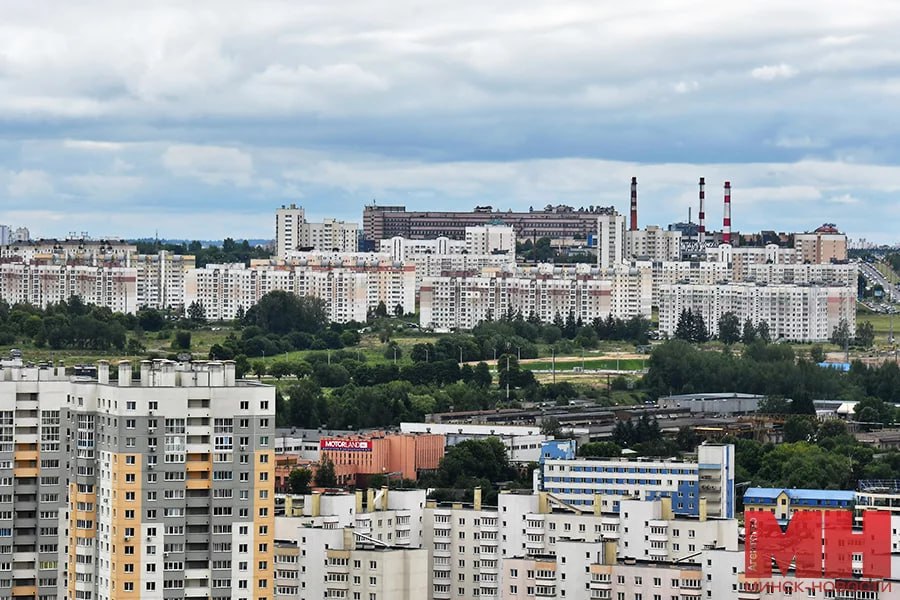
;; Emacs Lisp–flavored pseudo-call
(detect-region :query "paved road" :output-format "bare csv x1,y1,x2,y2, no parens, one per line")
860,262,900,303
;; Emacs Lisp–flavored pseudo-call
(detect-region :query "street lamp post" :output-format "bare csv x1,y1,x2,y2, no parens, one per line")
551,347,556,384
506,353,510,401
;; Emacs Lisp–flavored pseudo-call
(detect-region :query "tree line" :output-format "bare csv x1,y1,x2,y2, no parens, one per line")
134,237,272,267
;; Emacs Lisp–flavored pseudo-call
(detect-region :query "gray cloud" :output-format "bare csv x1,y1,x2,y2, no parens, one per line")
0,1,897,242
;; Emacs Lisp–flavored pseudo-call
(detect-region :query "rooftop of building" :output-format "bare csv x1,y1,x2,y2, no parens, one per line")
744,488,855,502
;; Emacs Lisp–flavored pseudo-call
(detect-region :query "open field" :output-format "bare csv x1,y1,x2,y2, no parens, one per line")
0,327,234,365
857,306,897,344
519,357,646,372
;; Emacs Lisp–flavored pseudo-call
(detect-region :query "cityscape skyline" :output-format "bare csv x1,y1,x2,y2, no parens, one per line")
0,1,899,242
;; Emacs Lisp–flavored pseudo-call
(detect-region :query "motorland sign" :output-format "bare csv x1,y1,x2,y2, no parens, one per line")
745,509,891,584
319,439,372,452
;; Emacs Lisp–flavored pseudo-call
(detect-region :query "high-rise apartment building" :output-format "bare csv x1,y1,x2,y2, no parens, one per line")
658,282,856,342
464,225,516,256
185,257,415,322
419,264,651,331
794,224,848,264
625,225,682,262
0,263,138,313
0,358,275,600
129,251,196,311
276,205,358,259
275,204,306,260
596,213,626,269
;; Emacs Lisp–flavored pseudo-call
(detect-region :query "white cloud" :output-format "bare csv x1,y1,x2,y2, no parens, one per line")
773,135,826,149
750,63,798,81
673,80,699,94
65,174,145,198
63,139,125,152
828,193,861,205
162,144,254,186
6,170,54,198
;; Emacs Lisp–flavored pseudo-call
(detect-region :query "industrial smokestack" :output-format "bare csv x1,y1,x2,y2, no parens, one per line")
698,177,706,247
723,181,732,245
630,177,638,231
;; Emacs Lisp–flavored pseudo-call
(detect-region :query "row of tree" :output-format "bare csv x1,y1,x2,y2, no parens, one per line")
675,309,875,348
645,340,900,424
134,237,272,267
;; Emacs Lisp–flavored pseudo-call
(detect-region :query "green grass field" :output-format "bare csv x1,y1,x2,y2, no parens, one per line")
857,307,897,344
520,357,646,371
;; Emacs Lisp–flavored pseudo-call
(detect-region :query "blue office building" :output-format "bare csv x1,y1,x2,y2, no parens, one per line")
537,442,734,518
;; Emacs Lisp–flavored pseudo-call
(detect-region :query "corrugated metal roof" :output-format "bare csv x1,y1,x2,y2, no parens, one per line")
744,487,855,501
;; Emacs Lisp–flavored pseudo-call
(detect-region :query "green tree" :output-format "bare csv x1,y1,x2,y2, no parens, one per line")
759,396,791,414
374,301,388,318
783,415,816,443
172,330,191,350
243,291,327,335
675,309,694,341
187,300,206,322
741,318,757,344
831,318,851,348
540,417,562,437
577,441,621,458
717,312,741,345
809,344,826,363
855,396,896,426
251,360,267,380
675,426,699,451
856,321,875,348
437,438,514,487
288,468,313,494
315,456,338,487
756,320,771,344
473,362,492,388
691,312,709,343
268,360,293,379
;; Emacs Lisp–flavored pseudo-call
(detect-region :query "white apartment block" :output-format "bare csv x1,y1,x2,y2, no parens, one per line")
10,226,30,243
275,489,429,600
185,258,415,323
276,204,359,258
642,260,731,307
626,226,682,262
0,262,138,313
129,251,196,310
0,358,276,600
705,244,802,280
301,219,359,254
380,237,466,261
597,213,627,269
742,262,857,287
269,484,900,600
465,225,516,256
658,282,857,342
419,265,651,331
0,239,137,264
276,204,306,259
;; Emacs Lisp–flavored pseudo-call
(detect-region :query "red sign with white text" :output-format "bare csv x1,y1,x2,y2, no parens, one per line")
745,510,890,579
320,439,372,452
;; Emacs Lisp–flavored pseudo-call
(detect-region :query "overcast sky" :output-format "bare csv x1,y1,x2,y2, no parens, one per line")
1,0,899,243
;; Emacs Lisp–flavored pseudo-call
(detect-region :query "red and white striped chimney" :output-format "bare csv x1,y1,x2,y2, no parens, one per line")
723,181,732,245
698,177,706,247
630,177,638,231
